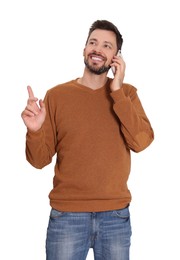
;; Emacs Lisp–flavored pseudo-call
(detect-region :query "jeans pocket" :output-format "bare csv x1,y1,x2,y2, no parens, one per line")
112,206,130,219
50,208,64,219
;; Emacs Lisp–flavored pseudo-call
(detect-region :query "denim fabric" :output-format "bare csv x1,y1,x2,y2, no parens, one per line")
46,206,131,260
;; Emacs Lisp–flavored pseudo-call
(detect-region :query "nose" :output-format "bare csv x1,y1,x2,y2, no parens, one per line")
92,45,103,54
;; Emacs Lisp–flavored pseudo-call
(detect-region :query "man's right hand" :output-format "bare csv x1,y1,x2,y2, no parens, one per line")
21,86,46,132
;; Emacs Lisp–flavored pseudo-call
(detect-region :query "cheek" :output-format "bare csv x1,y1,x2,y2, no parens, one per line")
107,55,113,65
84,46,94,57
83,49,90,60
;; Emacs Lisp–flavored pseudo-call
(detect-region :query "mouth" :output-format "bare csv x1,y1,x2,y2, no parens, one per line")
90,53,105,62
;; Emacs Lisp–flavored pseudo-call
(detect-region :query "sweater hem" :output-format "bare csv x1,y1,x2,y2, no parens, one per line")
50,198,131,212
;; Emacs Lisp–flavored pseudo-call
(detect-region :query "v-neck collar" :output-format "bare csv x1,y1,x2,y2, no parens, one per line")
72,78,111,94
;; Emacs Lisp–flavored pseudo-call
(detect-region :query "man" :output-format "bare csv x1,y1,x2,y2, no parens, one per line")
21,20,154,260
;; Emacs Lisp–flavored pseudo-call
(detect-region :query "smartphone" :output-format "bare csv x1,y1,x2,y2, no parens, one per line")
111,50,122,75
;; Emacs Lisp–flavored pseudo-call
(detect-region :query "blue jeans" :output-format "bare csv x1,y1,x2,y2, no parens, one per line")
46,206,132,260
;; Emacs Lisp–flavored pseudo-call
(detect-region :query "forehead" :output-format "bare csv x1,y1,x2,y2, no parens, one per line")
89,29,117,45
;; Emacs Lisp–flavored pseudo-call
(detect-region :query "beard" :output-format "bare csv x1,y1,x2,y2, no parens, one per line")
84,58,110,75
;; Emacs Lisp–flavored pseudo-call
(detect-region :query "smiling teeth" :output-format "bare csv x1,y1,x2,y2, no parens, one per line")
92,57,102,61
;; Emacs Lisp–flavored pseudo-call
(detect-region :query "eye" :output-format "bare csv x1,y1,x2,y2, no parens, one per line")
89,40,96,46
104,44,111,49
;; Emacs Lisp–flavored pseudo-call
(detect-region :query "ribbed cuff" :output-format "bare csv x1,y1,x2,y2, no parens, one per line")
110,88,126,103
27,127,44,139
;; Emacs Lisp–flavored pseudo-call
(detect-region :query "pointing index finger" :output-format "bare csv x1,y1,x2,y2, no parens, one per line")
27,85,35,98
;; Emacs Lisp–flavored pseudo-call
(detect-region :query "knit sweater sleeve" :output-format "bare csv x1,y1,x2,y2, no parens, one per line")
110,84,154,152
25,90,57,169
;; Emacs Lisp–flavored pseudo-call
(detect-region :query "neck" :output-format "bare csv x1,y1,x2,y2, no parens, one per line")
78,69,108,90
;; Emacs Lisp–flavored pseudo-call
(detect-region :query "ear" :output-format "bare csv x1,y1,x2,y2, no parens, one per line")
83,48,85,57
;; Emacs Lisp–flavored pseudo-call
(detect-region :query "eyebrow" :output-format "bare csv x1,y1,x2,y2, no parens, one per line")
104,41,113,47
89,38,113,47
89,38,98,42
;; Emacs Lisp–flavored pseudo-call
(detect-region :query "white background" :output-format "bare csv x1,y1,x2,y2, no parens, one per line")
0,0,180,259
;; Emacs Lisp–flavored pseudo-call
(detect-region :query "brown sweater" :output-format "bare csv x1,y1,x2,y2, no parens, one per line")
26,78,154,212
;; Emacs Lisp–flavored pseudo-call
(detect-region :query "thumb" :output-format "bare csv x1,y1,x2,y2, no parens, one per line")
39,99,46,111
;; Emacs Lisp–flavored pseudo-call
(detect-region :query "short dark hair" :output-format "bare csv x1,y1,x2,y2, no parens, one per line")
86,20,123,51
